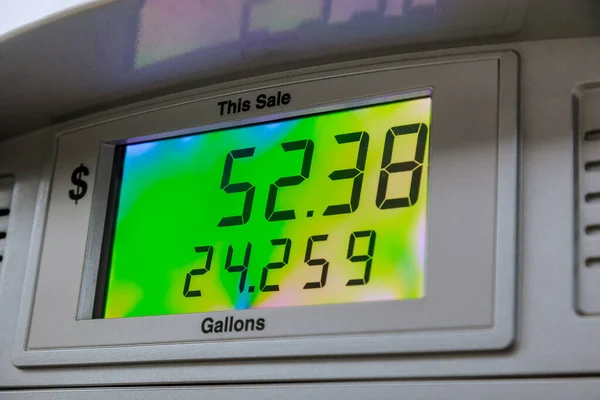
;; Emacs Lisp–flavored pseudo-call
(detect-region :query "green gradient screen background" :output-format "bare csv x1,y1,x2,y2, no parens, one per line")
103,97,431,318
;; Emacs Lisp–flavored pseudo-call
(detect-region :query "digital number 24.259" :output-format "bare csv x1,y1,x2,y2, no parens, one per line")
183,230,377,297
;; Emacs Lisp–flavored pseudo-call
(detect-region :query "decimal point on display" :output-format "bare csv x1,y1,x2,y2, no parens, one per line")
249,286,255,293
306,210,314,217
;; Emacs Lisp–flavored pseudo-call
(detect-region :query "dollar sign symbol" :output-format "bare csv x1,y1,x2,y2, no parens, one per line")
69,163,89,204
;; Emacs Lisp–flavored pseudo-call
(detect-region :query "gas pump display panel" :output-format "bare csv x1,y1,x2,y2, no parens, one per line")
102,98,430,319
14,53,517,368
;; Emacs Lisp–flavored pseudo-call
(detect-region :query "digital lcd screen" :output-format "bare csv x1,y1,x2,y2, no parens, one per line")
100,97,431,318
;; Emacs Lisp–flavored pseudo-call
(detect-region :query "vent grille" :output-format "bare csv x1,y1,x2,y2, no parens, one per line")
574,84,600,314
578,126,600,268
0,177,14,268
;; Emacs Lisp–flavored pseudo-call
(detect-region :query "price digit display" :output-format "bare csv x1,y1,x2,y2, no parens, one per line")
303,234,330,289
225,243,252,293
323,131,369,215
260,238,292,292
182,246,214,297
376,123,429,209
265,140,314,221
103,97,431,319
218,148,256,227
346,231,376,286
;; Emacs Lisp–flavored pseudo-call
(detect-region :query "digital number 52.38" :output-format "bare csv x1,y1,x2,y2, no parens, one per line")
217,122,428,226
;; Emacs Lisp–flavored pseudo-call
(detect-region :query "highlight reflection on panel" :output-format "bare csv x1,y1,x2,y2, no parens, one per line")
135,0,243,68
134,0,437,69
249,0,322,33
103,97,431,318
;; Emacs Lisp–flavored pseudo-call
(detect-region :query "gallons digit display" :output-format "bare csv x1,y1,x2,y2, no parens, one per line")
101,97,431,318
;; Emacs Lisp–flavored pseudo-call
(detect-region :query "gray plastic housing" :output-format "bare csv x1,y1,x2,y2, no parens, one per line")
12,53,516,368
4,379,600,400
0,37,599,387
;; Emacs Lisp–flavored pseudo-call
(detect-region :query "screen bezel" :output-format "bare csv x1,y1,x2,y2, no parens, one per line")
93,96,433,319
14,52,518,367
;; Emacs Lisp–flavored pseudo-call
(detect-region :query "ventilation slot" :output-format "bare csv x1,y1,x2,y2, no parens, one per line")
578,125,600,268
573,84,600,314
0,177,14,269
